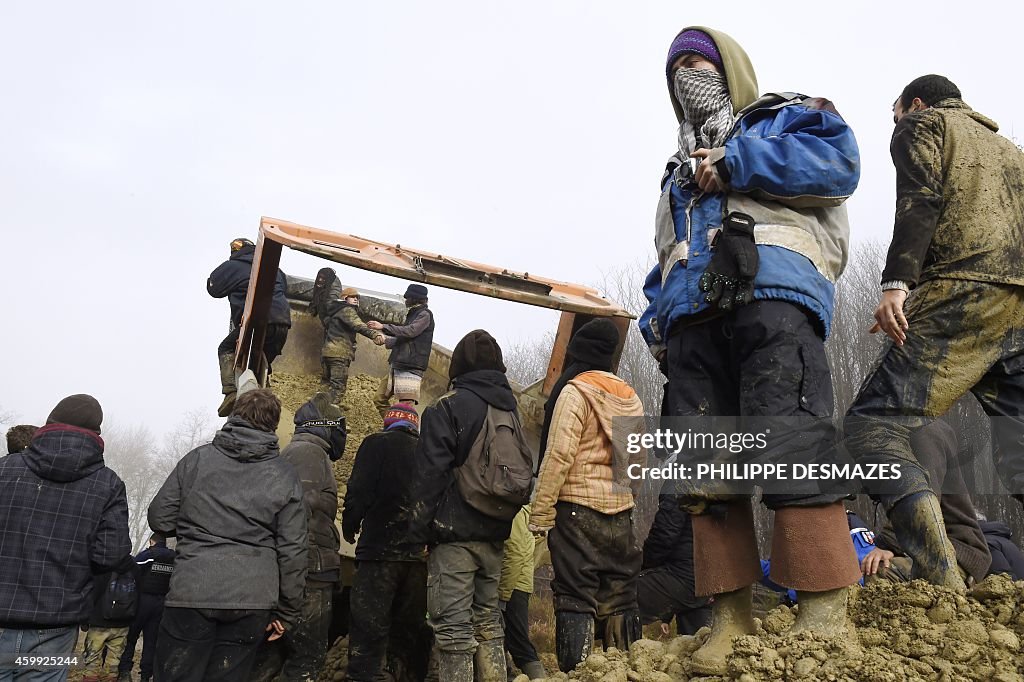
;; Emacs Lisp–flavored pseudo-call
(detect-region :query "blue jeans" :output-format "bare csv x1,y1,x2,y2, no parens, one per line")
0,626,79,682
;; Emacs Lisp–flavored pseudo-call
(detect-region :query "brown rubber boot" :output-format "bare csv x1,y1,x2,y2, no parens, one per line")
690,586,757,675
769,502,862,637
217,353,237,417
689,500,761,675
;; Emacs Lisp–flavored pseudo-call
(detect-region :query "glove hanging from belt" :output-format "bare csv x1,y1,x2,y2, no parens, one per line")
699,211,759,311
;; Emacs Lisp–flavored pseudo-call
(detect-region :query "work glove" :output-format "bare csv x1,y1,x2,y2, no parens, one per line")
699,212,758,311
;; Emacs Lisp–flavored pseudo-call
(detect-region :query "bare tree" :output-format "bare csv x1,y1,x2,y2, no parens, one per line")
504,333,555,387
0,406,19,456
104,410,215,552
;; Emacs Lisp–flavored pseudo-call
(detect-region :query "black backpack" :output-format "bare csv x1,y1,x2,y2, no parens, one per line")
454,404,535,520
100,572,138,621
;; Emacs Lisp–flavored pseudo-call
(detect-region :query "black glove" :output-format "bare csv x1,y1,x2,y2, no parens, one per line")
699,212,758,311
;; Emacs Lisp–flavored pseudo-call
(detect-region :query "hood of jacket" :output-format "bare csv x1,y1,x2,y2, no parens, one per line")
212,416,280,462
667,26,758,123
980,520,1013,539
293,398,331,443
568,371,645,441
231,244,255,265
931,97,999,132
451,369,517,411
21,424,106,483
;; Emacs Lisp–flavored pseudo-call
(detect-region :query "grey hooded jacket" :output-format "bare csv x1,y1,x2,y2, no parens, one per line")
148,417,308,627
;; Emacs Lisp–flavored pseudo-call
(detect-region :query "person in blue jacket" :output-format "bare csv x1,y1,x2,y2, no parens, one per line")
640,27,862,673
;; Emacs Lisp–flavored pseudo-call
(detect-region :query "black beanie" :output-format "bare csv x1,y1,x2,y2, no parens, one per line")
567,319,620,369
46,394,103,434
450,330,506,380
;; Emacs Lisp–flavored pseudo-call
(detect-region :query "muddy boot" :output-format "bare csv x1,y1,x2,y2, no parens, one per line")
217,353,237,417
769,502,862,639
436,651,473,682
792,587,852,636
601,610,641,651
690,586,756,675
889,491,967,592
473,639,506,682
555,611,594,673
521,661,547,680
116,672,133,682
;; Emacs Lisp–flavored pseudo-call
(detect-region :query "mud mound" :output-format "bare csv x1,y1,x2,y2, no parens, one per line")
526,575,1024,682
271,371,383,492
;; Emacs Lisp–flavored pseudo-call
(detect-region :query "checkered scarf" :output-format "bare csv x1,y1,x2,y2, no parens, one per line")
673,68,735,157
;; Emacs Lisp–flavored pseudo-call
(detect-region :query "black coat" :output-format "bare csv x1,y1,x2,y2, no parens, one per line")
980,520,1024,580
282,432,341,582
207,245,291,328
0,425,131,628
135,544,176,596
642,492,695,583
409,369,517,545
342,427,425,561
148,417,308,628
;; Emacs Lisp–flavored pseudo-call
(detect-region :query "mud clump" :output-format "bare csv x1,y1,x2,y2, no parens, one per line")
317,637,349,682
526,575,1024,681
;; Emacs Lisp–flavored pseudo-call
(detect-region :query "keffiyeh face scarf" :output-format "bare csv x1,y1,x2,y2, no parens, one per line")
674,67,735,159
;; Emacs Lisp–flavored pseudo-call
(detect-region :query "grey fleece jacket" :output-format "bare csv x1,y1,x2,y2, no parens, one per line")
148,417,308,627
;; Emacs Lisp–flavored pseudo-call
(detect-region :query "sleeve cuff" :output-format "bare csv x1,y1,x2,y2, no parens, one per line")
881,280,910,293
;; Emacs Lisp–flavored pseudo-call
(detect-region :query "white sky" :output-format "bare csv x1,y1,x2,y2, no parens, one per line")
3,1,1023,436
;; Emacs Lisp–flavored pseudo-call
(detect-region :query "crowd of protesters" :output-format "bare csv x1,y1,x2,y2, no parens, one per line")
5,21,1024,682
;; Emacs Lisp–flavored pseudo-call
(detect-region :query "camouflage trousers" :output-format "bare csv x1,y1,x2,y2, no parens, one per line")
846,278,1024,508
82,627,128,674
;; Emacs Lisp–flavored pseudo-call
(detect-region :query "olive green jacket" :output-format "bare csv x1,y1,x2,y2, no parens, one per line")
883,98,1024,288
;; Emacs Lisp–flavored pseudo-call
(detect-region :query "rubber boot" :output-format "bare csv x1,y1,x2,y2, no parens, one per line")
217,353,237,417
792,587,851,637
555,611,594,673
521,660,547,680
888,491,967,592
690,586,757,675
601,610,641,652
474,639,506,682
437,651,473,682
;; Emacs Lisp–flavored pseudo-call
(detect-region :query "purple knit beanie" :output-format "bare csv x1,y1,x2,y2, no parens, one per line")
666,29,723,79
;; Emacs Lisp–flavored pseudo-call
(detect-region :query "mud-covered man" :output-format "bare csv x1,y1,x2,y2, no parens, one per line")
639,27,861,673
845,74,1024,592
309,267,386,405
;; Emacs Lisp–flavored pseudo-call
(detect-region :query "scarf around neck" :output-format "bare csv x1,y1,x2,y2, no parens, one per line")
674,68,735,158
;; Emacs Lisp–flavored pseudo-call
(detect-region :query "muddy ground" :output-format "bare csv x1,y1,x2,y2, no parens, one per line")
526,575,1024,682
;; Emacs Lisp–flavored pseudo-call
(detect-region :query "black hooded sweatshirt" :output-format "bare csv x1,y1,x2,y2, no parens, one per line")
409,369,518,545
206,244,292,328
0,424,131,628
343,425,425,561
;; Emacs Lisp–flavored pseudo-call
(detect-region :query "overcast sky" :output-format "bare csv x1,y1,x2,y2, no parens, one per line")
3,1,1023,436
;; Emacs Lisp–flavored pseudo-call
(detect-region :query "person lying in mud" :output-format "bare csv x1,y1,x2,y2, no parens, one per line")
845,74,1024,593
